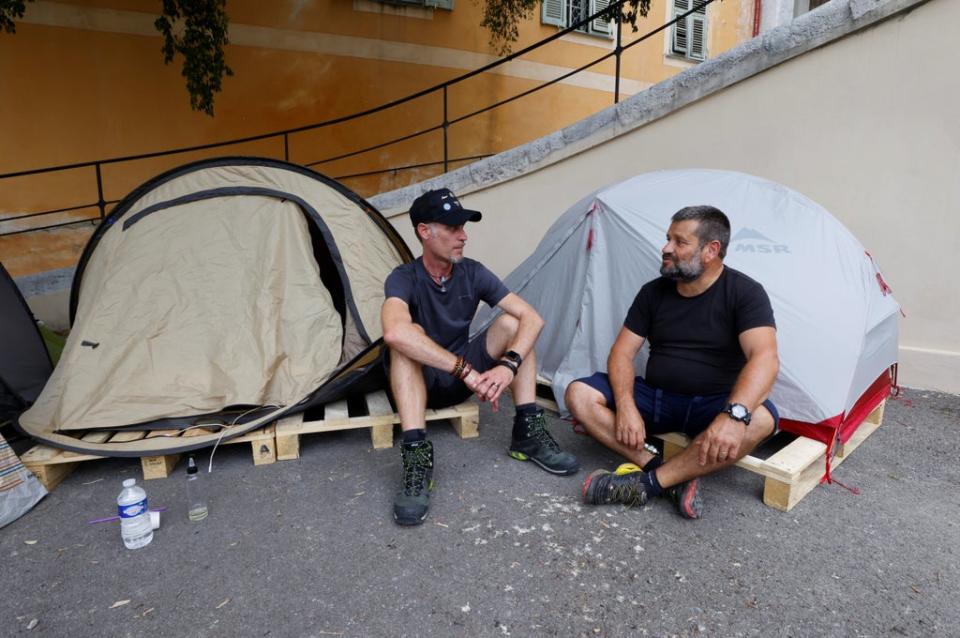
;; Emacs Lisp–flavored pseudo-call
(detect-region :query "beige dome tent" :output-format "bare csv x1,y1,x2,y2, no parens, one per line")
18,157,412,456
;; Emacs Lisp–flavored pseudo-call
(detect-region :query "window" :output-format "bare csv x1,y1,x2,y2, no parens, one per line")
541,0,612,38
670,0,707,61
795,0,831,15
377,0,453,9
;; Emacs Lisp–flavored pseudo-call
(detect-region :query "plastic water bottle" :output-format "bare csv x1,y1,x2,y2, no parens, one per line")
117,478,153,549
185,456,208,521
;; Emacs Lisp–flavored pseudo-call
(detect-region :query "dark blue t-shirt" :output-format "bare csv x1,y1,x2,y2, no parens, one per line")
384,257,509,353
624,267,775,395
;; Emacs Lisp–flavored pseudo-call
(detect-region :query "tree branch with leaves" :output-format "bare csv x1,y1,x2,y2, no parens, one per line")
1,0,232,116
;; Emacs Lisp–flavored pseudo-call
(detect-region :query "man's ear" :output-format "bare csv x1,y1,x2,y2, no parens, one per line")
416,223,431,242
703,239,722,262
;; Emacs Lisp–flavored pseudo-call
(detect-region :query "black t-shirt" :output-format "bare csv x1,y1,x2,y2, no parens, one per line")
384,257,509,353
624,267,775,395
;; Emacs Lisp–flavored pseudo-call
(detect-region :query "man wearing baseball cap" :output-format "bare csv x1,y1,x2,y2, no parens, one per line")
381,187,579,526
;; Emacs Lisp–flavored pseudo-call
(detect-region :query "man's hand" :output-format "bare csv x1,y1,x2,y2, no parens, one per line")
470,365,514,408
615,404,647,450
696,415,747,466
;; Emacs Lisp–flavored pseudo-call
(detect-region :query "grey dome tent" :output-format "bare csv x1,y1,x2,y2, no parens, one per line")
17,157,412,457
474,169,899,450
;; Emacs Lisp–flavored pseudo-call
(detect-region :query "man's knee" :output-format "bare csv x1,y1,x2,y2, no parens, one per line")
493,312,520,337
749,404,777,440
486,313,521,359
565,381,603,417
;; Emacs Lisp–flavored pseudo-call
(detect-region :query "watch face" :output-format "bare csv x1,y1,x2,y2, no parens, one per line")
730,404,748,419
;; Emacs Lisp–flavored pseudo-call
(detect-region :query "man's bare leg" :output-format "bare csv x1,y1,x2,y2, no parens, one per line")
388,346,434,526
484,313,535,405
389,340,428,432
654,406,776,489
486,314,579,475
565,381,657,469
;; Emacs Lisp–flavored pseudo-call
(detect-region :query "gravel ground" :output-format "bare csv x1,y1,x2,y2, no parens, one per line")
2,387,957,638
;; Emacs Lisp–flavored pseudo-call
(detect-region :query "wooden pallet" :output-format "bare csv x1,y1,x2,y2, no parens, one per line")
21,424,277,491
534,383,885,512
275,390,479,460
658,401,886,511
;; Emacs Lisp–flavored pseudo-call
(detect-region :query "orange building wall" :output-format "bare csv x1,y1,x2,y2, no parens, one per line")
0,0,753,279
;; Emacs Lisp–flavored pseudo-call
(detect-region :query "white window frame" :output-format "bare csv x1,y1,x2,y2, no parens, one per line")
376,0,454,9
541,0,613,39
670,0,708,61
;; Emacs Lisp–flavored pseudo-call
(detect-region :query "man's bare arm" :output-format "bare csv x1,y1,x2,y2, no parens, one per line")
728,326,780,412
381,297,460,373
493,293,544,360
607,327,647,450
696,326,779,465
474,293,544,403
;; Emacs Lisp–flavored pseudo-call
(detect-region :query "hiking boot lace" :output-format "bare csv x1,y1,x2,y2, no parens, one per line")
402,446,431,495
595,473,646,507
525,413,561,452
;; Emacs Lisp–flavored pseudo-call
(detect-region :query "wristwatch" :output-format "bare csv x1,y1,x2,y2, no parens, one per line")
502,350,523,368
723,402,752,425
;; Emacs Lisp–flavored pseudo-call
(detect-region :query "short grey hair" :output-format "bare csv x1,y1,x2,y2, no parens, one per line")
671,205,731,258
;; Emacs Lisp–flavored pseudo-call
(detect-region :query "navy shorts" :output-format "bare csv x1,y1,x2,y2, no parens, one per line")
574,372,779,438
384,328,498,409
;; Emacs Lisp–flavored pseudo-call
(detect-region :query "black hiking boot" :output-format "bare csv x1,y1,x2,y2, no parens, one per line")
509,410,579,475
393,439,434,526
582,468,649,507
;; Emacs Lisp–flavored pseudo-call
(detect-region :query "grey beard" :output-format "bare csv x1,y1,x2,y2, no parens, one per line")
450,254,463,265
660,258,703,282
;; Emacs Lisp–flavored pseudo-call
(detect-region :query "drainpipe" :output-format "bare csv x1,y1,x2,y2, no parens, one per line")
753,0,762,36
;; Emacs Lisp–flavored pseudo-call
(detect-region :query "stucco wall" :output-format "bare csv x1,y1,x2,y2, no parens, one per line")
374,0,958,393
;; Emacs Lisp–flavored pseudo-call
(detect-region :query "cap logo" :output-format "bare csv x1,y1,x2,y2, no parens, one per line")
443,203,451,210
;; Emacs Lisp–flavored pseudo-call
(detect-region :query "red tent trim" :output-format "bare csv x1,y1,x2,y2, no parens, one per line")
778,369,892,485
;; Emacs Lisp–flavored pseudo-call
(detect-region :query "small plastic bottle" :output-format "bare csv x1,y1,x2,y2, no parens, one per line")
117,478,153,549
186,456,208,521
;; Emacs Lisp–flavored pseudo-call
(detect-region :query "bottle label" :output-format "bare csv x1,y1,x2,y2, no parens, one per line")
118,499,147,519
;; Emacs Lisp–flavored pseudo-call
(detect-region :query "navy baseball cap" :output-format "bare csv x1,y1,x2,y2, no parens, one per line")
409,188,482,227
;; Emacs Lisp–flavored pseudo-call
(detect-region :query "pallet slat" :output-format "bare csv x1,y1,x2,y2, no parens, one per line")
274,392,479,459
658,402,885,512
22,422,278,490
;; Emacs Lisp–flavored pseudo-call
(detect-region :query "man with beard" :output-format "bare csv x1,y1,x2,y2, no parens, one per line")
382,188,579,526
564,206,780,519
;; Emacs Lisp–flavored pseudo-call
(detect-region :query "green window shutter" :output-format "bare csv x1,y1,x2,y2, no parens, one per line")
425,0,454,9
542,0,566,27
589,0,612,36
671,0,690,56
689,10,706,60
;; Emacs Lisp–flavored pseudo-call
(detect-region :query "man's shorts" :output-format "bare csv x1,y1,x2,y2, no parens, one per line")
383,328,498,409
574,372,780,438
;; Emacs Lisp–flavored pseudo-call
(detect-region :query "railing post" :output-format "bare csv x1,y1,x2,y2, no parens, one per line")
614,11,622,104
442,85,449,173
95,162,106,219
283,133,290,162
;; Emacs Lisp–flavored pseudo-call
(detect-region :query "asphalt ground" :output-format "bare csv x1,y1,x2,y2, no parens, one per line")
2,387,958,638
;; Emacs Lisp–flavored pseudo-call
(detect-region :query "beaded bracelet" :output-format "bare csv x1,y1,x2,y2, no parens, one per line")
451,356,465,379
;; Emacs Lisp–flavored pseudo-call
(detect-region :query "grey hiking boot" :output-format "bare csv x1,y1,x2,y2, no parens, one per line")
509,410,579,475
665,478,703,519
582,469,649,507
393,440,434,526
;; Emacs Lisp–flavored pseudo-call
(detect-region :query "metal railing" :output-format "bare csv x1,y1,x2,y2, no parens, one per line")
0,0,716,237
